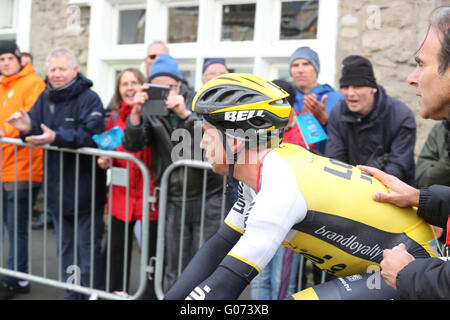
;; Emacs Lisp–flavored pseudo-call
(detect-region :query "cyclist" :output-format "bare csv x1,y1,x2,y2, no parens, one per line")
164,73,439,300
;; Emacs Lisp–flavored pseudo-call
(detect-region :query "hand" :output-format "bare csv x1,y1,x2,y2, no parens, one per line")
129,85,148,126
166,91,191,119
97,156,111,170
357,165,420,207
380,243,415,289
24,124,55,146
303,94,328,124
6,108,31,132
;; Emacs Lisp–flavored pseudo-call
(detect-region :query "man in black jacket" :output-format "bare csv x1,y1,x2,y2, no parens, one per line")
359,6,450,300
325,55,416,186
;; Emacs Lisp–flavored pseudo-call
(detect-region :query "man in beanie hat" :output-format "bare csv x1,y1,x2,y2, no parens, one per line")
202,58,228,84
289,46,343,154
0,40,45,299
123,53,223,291
325,55,416,186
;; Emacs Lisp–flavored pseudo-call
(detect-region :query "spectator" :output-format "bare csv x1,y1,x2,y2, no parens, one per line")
0,40,45,300
289,46,343,154
123,53,223,291
7,47,107,300
142,41,169,79
97,68,158,299
326,55,416,186
358,6,450,300
250,79,305,300
21,52,33,67
202,58,229,84
415,121,450,241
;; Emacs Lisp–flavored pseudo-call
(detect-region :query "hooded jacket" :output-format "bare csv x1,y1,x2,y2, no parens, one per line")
0,63,45,182
325,85,416,186
21,73,106,216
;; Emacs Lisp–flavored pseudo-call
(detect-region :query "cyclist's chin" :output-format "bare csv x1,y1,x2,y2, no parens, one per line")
211,162,229,176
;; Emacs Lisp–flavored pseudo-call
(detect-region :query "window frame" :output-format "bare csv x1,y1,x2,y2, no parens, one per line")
0,0,18,40
112,2,147,48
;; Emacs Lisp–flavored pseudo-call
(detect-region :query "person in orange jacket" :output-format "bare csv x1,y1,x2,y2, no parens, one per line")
0,40,45,299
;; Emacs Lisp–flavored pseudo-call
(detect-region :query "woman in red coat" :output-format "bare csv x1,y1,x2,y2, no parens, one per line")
98,68,158,298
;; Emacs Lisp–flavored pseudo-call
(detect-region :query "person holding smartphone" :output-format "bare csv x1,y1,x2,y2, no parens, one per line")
123,54,224,291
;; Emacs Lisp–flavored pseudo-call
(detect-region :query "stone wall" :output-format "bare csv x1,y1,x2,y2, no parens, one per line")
29,0,90,78
336,0,447,156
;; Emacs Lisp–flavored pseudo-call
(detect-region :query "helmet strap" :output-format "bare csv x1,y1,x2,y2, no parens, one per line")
222,133,245,195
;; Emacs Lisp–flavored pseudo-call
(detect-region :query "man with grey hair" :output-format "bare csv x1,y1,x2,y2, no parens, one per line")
7,46,107,299
143,40,169,78
360,7,450,299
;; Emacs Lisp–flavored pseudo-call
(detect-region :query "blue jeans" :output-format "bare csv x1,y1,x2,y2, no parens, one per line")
52,210,105,300
2,186,40,287
250,246,301,300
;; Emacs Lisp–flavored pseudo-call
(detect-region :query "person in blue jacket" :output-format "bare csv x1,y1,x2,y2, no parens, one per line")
289,46,344,154
7,47,107,299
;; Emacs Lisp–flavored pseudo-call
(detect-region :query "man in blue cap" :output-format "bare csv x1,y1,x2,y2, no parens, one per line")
202,58,228,84
289,46,343,154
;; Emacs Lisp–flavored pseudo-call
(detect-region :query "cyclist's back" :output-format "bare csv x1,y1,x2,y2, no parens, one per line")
164,73,438,300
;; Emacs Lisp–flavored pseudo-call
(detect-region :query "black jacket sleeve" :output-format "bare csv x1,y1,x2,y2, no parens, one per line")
396,258,450,300
418,185,450,228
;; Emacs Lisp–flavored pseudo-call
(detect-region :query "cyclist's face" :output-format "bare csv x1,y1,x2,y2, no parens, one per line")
200,121,229,175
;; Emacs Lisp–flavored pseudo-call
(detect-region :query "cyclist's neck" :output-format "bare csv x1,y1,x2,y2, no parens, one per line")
233,148,271,192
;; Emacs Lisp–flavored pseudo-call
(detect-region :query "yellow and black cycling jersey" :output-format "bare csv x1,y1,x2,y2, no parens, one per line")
165,143,439,300
224,143,438,279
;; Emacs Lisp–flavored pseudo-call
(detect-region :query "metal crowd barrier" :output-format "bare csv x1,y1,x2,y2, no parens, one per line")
0,137,153,300
0,137,331,301
154,159,228,300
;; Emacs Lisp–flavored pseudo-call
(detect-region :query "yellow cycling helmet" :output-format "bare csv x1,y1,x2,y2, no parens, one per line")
193,73,291,142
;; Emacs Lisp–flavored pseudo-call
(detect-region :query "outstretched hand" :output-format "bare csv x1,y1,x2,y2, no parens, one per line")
380,243,415,289
357,165,420,207
6,108,31,133
25,124,56,146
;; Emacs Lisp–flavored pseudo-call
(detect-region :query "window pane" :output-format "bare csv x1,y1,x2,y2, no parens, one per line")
168,6,199,43
0,0,14,29
280,0,319,40
118,9,146,45
221,4,256,41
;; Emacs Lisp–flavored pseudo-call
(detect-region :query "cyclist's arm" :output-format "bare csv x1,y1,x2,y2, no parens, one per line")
163,222,242,300
164,182,253,300
182,154,308,300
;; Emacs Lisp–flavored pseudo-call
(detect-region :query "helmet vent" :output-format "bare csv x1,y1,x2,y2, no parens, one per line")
237,94,258,104
200,88,219,102
217,90,237,103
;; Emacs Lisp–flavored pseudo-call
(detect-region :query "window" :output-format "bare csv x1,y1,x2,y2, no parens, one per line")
168,6,199,43
0,0,15,30
280,0,319,40
221,3,256,41
117,9,146,45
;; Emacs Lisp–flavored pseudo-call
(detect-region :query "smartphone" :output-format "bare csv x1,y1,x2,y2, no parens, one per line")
141,83,170,116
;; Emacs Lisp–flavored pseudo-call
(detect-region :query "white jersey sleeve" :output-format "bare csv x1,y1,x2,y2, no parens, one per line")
225,151,308,272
